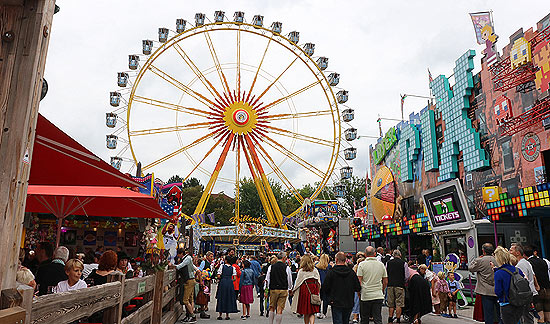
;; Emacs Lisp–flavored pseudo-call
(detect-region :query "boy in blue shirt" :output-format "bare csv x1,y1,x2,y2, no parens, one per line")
447,272,461,318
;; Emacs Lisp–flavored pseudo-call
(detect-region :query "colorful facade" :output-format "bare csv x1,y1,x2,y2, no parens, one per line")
355,13,550,255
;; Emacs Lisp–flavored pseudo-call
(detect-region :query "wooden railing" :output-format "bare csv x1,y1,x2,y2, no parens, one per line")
1,269,182,324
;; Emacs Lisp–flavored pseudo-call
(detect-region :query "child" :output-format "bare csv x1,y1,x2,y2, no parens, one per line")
239,260,255,319
447,272,460,318
54,259,87,292
257,267,267,316
435,271,450,318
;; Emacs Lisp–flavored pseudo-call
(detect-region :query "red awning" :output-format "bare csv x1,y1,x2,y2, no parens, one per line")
29,114,142,188
26,185,170,220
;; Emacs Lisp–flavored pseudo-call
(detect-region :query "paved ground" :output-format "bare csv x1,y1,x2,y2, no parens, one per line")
181,284,477,324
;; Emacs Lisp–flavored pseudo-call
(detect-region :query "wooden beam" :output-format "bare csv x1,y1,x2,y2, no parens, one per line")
0,0,55,291
151,271,164,324
0,288,22,309
0,306,25,324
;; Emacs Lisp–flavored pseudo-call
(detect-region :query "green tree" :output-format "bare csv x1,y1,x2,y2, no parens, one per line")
180,185,202,217
339,176,367,218
183,177,203,189
238,177,263,219
167,174,183,184
205,194,234,226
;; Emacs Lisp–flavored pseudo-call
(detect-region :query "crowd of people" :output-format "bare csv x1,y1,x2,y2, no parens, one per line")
15,241,550,324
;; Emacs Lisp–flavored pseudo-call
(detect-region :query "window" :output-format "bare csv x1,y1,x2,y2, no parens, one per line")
502,140,514,171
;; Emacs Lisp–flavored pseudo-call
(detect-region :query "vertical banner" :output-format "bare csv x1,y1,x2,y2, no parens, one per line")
192,224,202,255
470,11,498,65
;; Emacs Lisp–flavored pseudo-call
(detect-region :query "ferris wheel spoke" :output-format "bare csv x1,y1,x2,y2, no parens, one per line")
250,135,304,204
259,109,333,121
252,57,299,106
240,136,279,227
236,27,242,98
172,43,226,106
261,133,326,179
142,131,217,171
247,36,272,102
194,133,235,215
133,95,218,119
244,135,285,228
129,121,217,136
180,130,228,188
148,64,220,110
235,139,241,219
264,125,335,147
257,79,323,113
203,27,232,98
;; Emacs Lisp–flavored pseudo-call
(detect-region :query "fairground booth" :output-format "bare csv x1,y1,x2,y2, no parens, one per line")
352,11,550,304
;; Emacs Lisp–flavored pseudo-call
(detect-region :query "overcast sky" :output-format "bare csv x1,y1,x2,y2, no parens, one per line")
40,0,549,197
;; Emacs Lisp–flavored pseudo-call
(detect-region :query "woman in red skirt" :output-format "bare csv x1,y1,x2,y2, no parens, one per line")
291,255,321,324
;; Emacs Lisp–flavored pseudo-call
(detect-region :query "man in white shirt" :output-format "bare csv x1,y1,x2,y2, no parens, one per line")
511,244,537,324
265,252,293,324
357,246,388,324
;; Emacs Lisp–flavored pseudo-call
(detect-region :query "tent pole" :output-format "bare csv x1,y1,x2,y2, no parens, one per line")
56,217,63,247
538,217,546,259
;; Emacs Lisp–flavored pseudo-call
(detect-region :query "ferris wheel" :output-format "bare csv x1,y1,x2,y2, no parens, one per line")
106,10,357,227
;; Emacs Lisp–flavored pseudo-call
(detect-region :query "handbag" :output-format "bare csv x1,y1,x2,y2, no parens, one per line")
305,279,321,306
196,285,208,305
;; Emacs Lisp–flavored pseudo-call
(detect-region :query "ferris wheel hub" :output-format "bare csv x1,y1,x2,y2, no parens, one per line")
223,101,258,135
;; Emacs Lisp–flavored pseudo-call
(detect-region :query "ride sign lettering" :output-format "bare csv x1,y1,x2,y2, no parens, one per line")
373,127,398,164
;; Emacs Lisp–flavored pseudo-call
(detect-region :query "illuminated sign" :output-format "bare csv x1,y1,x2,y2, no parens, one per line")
422,179,473,232
482,186,501,203
430,50,489,181
373,127,398,164
229,215,269,225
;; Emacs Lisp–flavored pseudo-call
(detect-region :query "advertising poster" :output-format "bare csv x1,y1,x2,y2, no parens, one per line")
83,231,96,246
104,231,117,246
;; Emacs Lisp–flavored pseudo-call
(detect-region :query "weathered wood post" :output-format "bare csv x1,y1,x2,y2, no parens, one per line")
0,0,55,292
151,270,165,324
103,272,125,324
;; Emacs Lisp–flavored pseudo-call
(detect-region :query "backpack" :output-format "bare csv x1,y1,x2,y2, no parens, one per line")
503,268,533,307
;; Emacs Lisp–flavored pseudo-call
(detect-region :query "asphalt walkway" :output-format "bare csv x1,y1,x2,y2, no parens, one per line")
179,284,476,324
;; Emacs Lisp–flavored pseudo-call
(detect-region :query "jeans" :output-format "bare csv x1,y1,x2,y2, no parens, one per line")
322,298,330,315
331,307,352,324
500,304,524,324
360,299,383,324
480,294,500,324
259,290,265,314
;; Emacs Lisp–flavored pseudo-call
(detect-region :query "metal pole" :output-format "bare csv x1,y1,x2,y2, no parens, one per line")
493,221,498,247
538,217,547,259
408,234,411,261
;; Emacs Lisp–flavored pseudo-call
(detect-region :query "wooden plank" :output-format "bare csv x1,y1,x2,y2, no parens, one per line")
0,306,25,324
17,284,33,324
0,0,55,291
150,271,164,324
163,269,176,285
162,285,176,308
160,303,183,324
103,273,124,324
30,282,121,324
120,300,152,324
1,288,22,309
123,274,155,304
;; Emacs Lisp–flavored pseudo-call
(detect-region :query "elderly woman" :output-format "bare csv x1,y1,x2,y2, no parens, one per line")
407,266,432,324
418,264,440,314
291,255,321,324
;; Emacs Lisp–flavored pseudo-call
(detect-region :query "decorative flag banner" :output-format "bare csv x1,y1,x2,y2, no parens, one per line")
207,212,215,223
470,11,498,65
160,198,174,216
163,184,183,215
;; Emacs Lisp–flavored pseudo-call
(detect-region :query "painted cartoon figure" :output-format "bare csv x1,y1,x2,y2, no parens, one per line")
510,37,532,69
481,24,498,65
444,253,469,307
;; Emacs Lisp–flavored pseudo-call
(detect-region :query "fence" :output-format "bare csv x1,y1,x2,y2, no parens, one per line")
0,269,182,324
